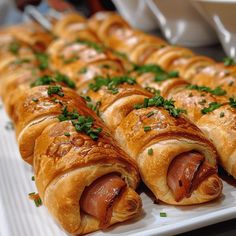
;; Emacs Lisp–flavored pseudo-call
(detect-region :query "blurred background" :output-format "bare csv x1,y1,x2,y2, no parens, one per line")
0,0,235,59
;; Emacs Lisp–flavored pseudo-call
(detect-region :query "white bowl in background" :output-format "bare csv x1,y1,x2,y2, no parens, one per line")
112,0,159,31
146,0,218,47
191,0,236,59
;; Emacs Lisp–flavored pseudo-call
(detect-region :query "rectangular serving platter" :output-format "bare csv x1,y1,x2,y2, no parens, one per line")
0,100,236,236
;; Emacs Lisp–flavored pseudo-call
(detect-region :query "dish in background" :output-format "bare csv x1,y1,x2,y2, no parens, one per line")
191,0,236,59
146,0,218,47
112,0,158,31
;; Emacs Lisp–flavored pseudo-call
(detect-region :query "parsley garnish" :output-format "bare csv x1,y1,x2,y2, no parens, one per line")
47,85,64,97
133,64,179,82
31,98,38,102
63,56,79,64
144,126,151,132
201,102,222,114
89,75,136,94
58,106,102,140
145,86,160,95
134,95,185,118
54,72,75,89
28,193,42,207
223,57,235,66
113,51,128,60
186,84,226,96
35,52,49,70
9,41,20,55
229,97,236,108
64,132,71,137
76,38,104,52
146,111,154,118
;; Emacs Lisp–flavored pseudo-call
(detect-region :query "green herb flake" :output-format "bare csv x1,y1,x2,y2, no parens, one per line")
55,72,76,89
148,148,153,156
32,98,38,102
220,112,225,118
47,85,64,97
229,97,236,108
35,52,49,70
134,95,186,118
9,41,20,55
63,56,79,64
31,176,35,181
201,102,222,114
186,84,227,96
145,86,160,95
133,64,179,82
144,126,151,132
146,111,155,118
160,212,167,217
57,106,102,140
64,132,71,137
223,57,235,66
89,75,136,94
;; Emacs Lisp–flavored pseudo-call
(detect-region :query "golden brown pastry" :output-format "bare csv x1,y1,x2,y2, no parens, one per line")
132,64,236,179
87,11,236,98
1,71,142,234
47,38,222,205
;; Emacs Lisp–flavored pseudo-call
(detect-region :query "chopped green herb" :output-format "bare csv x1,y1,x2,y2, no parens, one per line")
220,112,225,118
47,85,64,97
201,102,222,114
186,84,226,96
146,111,155,118
229,97,236,108
31,75,54,87
31,98,38,102
28,193,42,207
89,75,136,94
76,38,104,52
160,212,167,217
64,132,71,137
223,57,235,66
79,67,87,74
144,126,151,132
81,95,92,102
9,41,20,55
134,95,186,118
31,176,35,181
113,51,128,60
148,148,153,155
54,72,75,89
34,197,42,207
35,52,49,70
133,64,179,82
63,56,79,64
58,106,102,140
28,192,35,196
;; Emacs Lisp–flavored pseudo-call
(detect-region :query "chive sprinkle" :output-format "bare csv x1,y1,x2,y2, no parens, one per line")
31,176,35,181
186,84,227,96
79,67,87,74
134,95,186,118
223,57,235,66
133,64,179,82
201,102,222,114
146,111,155,118
148,148,153,155
144,126,151,132
220,112,225,118
31,98,38,102
229,97,236,108
47,85,64,97
35,52,49,70
76,38,104,52
57,106,102,140
64,132,71,136
160,212,167,217
89,75,136,94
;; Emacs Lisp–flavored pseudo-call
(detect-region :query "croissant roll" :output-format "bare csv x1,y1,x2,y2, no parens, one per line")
33,99,141,234
190,63,236,98
134,69,236,178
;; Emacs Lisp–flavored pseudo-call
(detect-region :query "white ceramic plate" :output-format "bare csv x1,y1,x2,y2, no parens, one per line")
0,100,236,236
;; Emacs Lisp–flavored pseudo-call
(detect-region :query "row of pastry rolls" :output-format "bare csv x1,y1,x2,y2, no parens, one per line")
131,64,236,179
69,12,236,179
47,34,222,205
0,34,142,234
86,11,236,98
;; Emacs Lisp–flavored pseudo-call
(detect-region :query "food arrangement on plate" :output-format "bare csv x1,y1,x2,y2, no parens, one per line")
0,10,236,235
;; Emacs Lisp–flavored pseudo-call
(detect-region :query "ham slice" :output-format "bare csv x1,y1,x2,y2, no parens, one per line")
167,151,207,202
80,173,126,228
